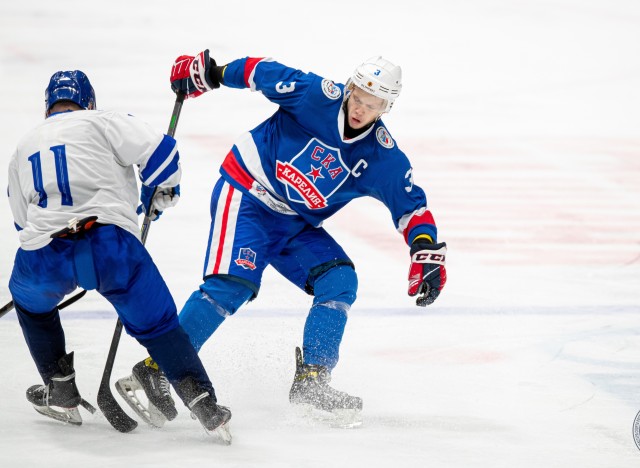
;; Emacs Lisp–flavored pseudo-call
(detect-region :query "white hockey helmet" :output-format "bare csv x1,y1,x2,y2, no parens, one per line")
349,56,402,113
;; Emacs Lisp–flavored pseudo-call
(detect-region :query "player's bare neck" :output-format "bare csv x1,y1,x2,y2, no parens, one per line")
48,102,82,116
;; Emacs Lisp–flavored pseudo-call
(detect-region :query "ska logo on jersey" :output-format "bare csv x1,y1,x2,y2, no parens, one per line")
376,127,394,149
235,247,257,270
321,79,341,100
275,138,350,210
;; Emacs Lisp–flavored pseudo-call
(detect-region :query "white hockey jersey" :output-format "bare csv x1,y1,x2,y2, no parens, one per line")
8,110,181,250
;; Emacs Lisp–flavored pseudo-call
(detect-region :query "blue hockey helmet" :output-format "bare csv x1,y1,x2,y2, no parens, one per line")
45,70,96,114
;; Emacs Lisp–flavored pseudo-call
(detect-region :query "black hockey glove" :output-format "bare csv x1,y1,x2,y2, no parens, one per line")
408,240,447,306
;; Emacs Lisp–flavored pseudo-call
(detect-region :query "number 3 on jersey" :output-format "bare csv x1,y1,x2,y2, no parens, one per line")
28,144,73,208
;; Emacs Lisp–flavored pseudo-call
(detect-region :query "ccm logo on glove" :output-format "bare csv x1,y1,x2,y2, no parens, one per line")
411,251,446,264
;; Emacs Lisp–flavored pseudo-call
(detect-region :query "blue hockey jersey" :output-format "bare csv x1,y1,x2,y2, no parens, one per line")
218,57,437,245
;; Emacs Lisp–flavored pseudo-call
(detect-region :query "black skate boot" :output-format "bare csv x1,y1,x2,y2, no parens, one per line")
289,347,363,427
176,376,232,444
115,357,178,428
26,352,84,425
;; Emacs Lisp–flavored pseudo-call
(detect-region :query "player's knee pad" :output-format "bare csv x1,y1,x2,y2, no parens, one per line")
200,275,254,316
311,264,358,308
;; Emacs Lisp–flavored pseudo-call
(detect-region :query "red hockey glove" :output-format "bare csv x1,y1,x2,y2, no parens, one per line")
170,49,219,98
408,240,447,306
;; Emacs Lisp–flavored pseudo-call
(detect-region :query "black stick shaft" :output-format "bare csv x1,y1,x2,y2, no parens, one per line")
97,92,185,433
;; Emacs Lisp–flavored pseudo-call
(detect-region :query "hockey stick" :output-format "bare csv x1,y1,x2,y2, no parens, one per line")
97,92,185,433
0,289,87,320
0,300,15,320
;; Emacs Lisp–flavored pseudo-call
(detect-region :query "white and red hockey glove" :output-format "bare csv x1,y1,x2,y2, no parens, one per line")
170,49,219,98
408,239,447,306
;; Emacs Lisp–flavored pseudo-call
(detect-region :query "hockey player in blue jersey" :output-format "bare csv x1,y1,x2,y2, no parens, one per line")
7,70,230,436
119,50,447,426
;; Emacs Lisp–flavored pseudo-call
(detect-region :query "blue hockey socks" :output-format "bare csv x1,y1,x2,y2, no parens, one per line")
15,304,66,382
179,276,253,352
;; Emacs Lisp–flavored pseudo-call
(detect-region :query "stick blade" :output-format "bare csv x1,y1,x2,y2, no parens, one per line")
97,383,138,433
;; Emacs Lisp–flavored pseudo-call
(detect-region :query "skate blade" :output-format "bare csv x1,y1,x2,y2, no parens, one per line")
190,413,233,445
32,404,82,426
331,409,363,429
293,403,363,429
115,374,167,428
211,422,233,445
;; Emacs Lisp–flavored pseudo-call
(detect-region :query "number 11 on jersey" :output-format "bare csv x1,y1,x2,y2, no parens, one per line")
28,144,73,208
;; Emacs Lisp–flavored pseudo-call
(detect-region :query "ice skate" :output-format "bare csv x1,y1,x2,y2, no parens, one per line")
26,352,86,425
176,376,232,444
289,347,363,428
115,357,178,428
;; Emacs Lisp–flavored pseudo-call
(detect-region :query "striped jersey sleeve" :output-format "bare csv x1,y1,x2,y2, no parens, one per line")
104,112,181,188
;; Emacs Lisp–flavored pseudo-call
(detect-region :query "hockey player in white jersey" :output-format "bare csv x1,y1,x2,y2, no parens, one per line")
7,70,230,436
119,51,447,427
